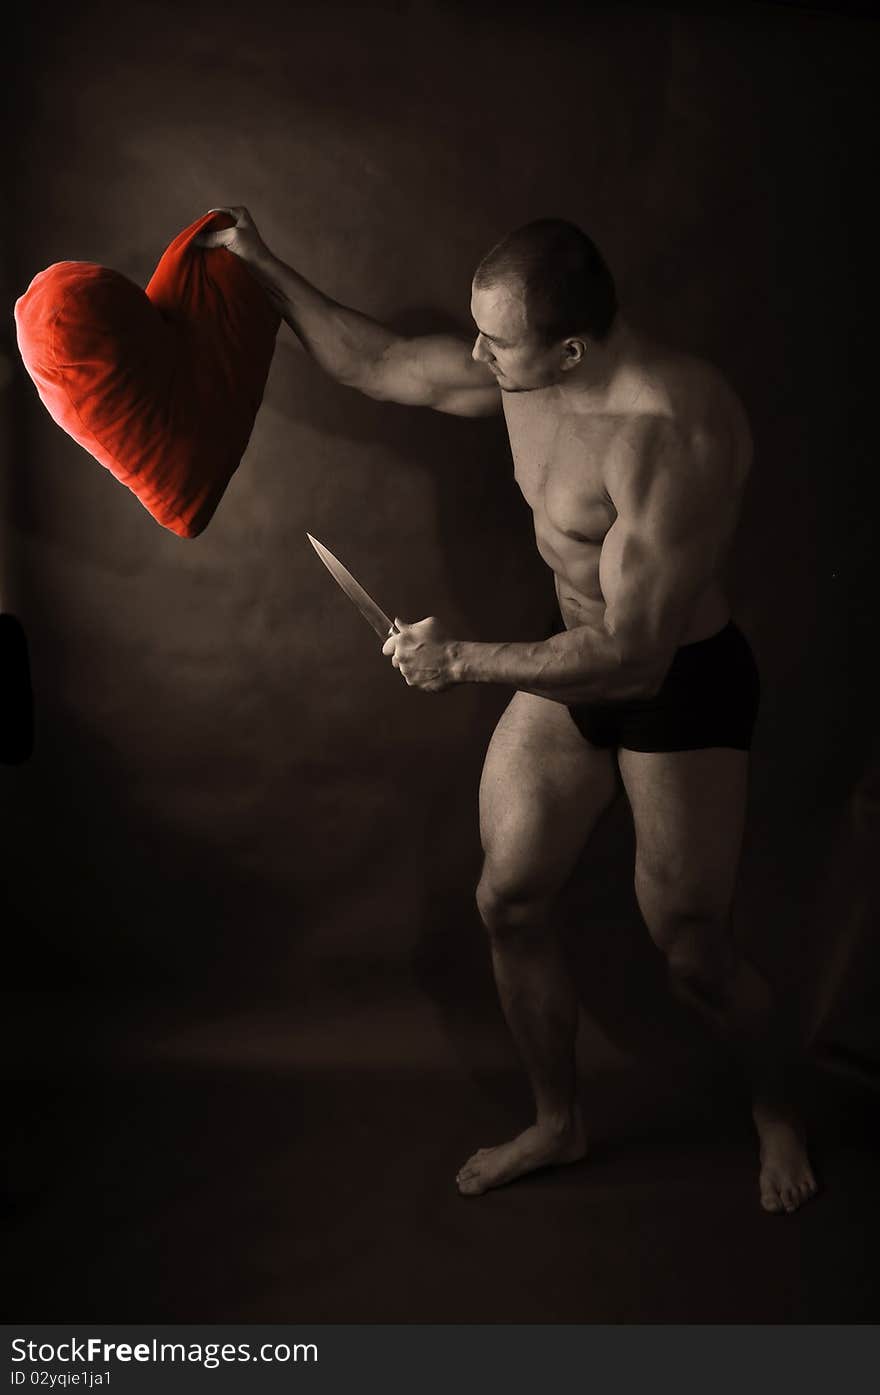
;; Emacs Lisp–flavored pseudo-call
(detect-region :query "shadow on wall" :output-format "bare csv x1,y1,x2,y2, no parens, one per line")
270,309,555,640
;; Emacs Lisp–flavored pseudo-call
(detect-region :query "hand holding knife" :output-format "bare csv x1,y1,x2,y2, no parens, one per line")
306,533,455,692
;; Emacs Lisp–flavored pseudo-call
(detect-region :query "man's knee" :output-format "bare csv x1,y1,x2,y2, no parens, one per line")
665,940,733,1018
475,873,552,941
636,874,733,992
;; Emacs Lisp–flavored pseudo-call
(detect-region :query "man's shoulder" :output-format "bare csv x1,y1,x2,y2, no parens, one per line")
605,402,745,507
621,346,750,472
627,343,743,417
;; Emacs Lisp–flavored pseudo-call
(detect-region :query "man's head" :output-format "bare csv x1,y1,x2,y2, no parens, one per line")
470,219,618,392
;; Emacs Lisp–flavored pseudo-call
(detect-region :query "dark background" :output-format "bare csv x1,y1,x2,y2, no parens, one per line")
2,0,878,1322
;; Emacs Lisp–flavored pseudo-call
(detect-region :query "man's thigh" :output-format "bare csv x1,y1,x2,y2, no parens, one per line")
479,691,619,898
617,746,750,914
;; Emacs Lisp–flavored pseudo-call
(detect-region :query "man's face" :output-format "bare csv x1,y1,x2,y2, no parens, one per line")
469,280,564,392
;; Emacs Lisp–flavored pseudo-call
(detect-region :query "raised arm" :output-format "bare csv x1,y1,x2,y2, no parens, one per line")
196,207,501,418
393,422,743,701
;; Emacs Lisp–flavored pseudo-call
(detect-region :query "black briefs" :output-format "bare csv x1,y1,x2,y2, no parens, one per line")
561,619,761,753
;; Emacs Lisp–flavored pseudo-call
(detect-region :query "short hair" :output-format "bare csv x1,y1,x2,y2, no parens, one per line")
473,219,618,344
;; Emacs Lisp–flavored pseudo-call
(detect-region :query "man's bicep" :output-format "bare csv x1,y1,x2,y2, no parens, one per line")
371,333,502,415
599,463,728,665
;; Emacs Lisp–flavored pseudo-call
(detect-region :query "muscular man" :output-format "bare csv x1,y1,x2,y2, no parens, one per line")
197,209,818,1214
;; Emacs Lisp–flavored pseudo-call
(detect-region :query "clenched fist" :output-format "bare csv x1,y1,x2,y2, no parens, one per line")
194,206,271,265
382,617,456,693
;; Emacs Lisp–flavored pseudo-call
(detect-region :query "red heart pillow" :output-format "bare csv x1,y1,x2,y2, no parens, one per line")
13,212,280,538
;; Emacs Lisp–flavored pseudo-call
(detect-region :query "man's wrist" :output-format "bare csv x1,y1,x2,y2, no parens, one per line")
445,640,468,685
248,245,280,282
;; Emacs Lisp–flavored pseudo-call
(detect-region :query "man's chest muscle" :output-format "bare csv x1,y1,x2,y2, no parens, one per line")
505,401,620,544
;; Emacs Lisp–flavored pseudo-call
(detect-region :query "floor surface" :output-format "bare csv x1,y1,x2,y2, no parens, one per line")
5,1000,878,1323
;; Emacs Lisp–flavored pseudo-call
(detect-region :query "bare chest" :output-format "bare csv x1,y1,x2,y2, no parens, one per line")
504,396,626,545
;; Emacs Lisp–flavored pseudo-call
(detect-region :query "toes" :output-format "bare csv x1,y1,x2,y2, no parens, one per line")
799,1175,819,1203
761,1188,784,1213
456,1160,484,1185
457,1175,485,1197
785,1172,821,1211
762,1173,818,1214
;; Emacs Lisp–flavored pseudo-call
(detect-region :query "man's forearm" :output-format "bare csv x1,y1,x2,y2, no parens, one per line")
447,623,659,703
247,249,395,389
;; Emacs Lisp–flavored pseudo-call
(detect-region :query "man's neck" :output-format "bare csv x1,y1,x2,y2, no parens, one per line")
556,319,643,405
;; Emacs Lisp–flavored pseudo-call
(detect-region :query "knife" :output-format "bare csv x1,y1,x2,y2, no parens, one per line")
306,534,399,638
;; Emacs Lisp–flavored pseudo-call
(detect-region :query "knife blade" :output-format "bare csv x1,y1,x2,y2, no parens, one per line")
306,534,398,638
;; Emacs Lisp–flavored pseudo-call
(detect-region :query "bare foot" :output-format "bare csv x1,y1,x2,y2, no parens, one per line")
754,1107,819,1214
456,1112,587,1196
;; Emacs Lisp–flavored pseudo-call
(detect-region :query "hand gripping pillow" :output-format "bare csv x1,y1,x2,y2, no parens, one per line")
13,211,280,538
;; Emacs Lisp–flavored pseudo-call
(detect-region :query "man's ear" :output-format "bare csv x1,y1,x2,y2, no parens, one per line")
560,336,586,371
